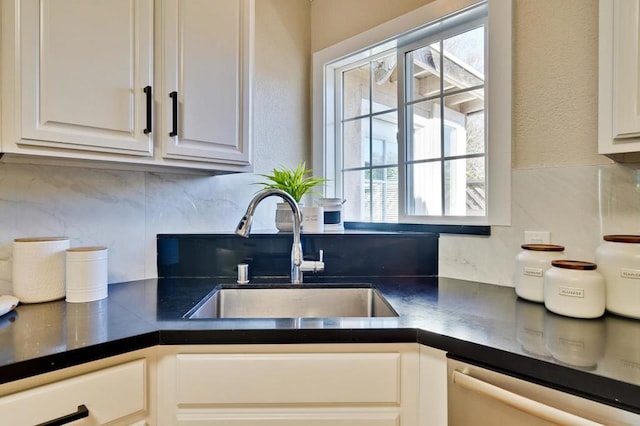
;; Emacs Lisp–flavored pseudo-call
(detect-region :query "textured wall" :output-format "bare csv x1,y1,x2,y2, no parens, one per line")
512,0,608,169
311,0,434,52
253,0,310,172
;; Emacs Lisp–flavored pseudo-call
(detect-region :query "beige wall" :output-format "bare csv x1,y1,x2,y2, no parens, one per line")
310,0,610,169
253,0,311,172
311,0,434,52
512,0,607,169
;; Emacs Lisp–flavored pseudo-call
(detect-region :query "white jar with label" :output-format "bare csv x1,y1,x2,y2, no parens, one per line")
514,244,565,303
595,234,640,319
317,198,344,231
544,260,605,319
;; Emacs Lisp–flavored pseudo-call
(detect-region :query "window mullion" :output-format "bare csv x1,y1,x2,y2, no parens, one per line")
439,39,446,217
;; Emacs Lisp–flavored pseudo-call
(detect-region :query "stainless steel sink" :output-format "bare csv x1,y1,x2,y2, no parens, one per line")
185,284,399,319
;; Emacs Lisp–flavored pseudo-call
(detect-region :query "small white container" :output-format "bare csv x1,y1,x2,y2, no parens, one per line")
514,244,565,303
302,206,324,233
13,237,70,303
595,234,640,319
65,246,108,303
544,260,605,319
317,198,344,231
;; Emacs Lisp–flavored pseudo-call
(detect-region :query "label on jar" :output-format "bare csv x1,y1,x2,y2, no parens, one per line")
523,267,544,277
558,286,584,298
620,268,640,280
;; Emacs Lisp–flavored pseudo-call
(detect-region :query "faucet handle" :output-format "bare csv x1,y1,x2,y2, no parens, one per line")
300,249,325,273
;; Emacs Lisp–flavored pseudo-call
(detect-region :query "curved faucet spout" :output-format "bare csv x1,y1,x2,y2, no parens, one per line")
235,188,304,284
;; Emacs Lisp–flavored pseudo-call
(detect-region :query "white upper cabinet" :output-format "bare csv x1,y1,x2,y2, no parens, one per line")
0,0,253,172
160,0,252,164
599,0,640,160
17,0,154,156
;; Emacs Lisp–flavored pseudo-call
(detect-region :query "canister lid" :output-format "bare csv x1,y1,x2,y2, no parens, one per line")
521,244,565,251
603,235,640,243
14,236,69,242
66,246,107,252
551,260,597,270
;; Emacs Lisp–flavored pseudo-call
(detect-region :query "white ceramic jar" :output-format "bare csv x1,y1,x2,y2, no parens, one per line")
595,234,640,319
544,260,605,319
514,244,565,303
65,246,108,303
13,237,70,303
317,198,344,231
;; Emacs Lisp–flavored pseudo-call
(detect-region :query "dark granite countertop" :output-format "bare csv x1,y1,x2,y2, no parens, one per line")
0,277,638,414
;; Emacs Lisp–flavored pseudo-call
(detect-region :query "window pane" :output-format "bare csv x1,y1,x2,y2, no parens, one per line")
343,117,369,169
343,170,367,221
407,43,441,102
343,168,398,222
442,93,484,157
343,64,370,119
372,111,398,166
444,157,486,216
407,162,442,216
407,100,441,161
443,26,484,93
372,54,397,113
371,166,398,222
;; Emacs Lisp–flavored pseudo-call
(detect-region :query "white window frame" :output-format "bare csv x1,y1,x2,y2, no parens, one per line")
312,0,511,226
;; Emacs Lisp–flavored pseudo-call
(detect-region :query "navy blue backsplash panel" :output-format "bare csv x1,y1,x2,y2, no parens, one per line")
157,232,439,279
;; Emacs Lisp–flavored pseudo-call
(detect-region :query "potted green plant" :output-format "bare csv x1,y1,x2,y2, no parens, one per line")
258,162,326,231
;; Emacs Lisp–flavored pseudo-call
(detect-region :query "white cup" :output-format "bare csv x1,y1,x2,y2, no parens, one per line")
302,206,324,233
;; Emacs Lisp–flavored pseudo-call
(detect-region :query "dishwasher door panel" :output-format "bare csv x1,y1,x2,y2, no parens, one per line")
447,359,640,426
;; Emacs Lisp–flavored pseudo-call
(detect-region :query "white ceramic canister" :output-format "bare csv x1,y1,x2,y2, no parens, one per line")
317,198,344,231
543,260,605,319
595,234,640,319
12,237,70,303
302,206,324,233
514,244,565,303
65,246,108,303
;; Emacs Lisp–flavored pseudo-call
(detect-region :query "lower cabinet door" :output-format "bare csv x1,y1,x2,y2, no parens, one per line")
158,344,420,426
0,359,147,425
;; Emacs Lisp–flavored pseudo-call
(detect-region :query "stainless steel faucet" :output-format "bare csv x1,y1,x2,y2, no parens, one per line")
235,188,304,284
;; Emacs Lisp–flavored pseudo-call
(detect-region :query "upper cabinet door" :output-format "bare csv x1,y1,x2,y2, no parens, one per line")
18,0,154,155
161,0,253,165
599,0,640,159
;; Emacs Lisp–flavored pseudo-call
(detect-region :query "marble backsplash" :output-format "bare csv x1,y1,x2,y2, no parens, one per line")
0,162,639,293
440,163,640,285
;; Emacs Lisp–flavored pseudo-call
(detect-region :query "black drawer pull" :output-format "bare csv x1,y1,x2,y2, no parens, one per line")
144,85,152,134
170,91,178,137
36,404,89,426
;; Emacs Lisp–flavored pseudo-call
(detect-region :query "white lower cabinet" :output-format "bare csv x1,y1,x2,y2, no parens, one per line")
158,343,420,426
418,345,448,426
0,348,156,426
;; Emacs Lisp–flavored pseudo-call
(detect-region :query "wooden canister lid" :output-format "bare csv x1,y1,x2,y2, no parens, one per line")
14,237,69,242
521,244,565,251
551,260,597,270
603,235,640,244
66,246,107,252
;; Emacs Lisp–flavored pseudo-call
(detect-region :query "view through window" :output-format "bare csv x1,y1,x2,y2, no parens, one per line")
338,15,486,224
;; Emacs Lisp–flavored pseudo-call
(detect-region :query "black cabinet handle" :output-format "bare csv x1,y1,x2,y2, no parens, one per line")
144,85,152,134
170,91,178,137
36,404,89,426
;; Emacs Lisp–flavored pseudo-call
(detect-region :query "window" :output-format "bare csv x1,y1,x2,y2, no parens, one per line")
313,0,511,232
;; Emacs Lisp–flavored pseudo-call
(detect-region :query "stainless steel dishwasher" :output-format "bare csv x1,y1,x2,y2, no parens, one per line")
447,358,640,425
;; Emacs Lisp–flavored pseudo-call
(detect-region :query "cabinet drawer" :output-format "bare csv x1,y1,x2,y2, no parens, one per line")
0,359,146,425
176,353,400,405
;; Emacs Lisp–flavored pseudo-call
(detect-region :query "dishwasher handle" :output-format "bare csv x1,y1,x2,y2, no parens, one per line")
452,370,604,426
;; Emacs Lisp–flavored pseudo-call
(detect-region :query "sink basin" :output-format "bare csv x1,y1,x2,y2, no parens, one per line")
185,284,399,319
